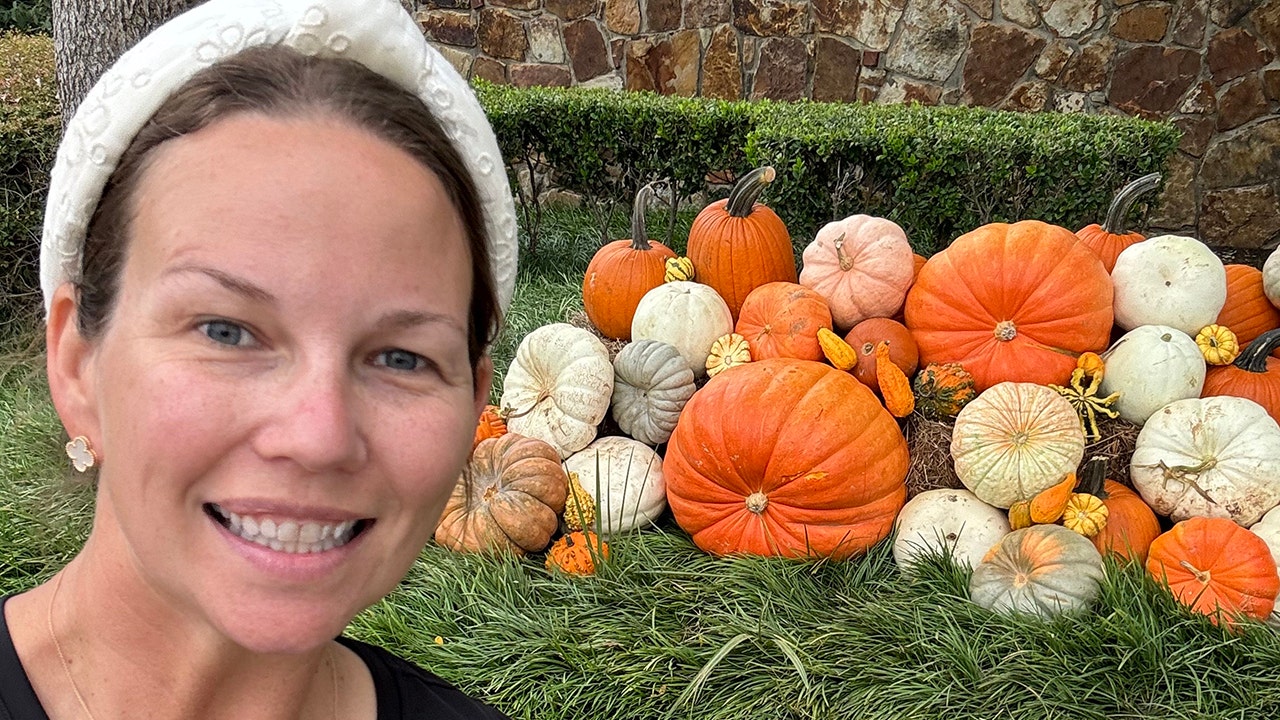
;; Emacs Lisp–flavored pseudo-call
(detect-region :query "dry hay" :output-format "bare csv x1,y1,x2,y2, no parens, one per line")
1083,417,1143,487
566,310,629,361
902,413,963,499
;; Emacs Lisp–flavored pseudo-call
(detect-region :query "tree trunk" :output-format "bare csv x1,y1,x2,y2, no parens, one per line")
52,0,204,121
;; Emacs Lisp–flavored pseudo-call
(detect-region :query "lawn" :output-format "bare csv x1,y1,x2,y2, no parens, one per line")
3,206,1279,719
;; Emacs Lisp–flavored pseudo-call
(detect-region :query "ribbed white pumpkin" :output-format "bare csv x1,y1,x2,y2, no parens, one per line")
969,525,1105,619
1254,505,1280,625
1131,396,1280,526
893,488,1010,573
611,340,696,446
500,323,613,459
798,214,915,330
631,281,733,378
951,382,1085,509
1111,234,1226,336
563,436,666,536
1099,325,1205,425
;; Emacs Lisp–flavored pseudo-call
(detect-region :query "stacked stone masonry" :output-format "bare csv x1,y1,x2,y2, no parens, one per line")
415,0,1280,249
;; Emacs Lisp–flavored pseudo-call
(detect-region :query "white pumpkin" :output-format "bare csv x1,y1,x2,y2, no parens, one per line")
562,436,666,536
500,323,613,459
611,340,696,446
893,489,1010,574
631,281,733,378
1264,245,1280,309
951,382,1085,509
1253,506,1280,625
1111,234,1226,336
1099,325,1205,425
969,525,1105,619
1131,396,1280,527
798,214,915,330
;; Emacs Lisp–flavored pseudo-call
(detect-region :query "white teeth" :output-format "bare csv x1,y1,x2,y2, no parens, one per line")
212,505,362,554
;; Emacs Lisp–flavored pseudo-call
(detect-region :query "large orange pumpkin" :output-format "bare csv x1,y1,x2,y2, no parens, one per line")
686,166,798,320
1217,264,1280,348
1075,173,1161,273
663,358,909,559
734,282,833,362
904,221,1114,391
1074,457,1161,563
1202,328,1280,423
844,317,918,393
1147,517,1280,625
582,182,677,339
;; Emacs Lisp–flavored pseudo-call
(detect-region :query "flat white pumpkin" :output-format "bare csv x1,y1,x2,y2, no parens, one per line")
563,436,666,536
500,323,613,459
893,489,1010,573
951,382,1085,509
611,339,696,446
798,214,915,330
1111,234,1226,336
631,281,733,378
969,525,1105,619
1100,325,1205,425
1131,396,1280,526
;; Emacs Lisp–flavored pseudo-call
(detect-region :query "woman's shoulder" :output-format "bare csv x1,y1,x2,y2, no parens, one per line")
336,636,510,720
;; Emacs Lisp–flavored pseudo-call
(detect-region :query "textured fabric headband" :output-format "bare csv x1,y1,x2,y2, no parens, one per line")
40,0,518,316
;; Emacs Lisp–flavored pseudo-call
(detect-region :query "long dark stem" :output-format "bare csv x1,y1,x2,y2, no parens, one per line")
726,166,776,218
1102,173,1161,234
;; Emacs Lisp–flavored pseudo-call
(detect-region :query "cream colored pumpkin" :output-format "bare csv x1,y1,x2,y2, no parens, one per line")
1111,234,1227,336
632,281,733,378
969,524,1106,618
951,382,1085,509
1264,246,1280,310
1131,396,1280,527
1253,506,1280,624
798,214,915,330
562,436,666,536
500,323,613,459
893,489,1010,574
1099,325,1205,425
611,340,696,446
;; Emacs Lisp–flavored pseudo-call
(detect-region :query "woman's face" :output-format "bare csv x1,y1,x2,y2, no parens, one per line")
51,112,490,652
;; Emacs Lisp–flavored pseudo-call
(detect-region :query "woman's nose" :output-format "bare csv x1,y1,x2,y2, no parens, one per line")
251,359,369,474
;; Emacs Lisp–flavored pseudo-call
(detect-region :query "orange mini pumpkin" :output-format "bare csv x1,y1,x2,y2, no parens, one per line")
664,358,909,559
582,182,677,339
845,317,918,393
735,282,833,362
1147,516,1280,625
904,221,1113,391
1075,173,1161,273
686,166,798,320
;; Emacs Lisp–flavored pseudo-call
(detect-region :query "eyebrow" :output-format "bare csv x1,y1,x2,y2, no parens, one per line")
375,309,467,335
163,264,277,304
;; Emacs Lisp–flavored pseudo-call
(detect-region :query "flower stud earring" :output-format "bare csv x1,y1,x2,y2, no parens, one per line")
65,436,97,473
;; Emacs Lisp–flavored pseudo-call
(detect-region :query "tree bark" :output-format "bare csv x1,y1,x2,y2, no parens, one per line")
52,0,204,121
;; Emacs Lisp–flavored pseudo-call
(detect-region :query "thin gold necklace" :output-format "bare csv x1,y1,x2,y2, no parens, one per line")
46,571,339,720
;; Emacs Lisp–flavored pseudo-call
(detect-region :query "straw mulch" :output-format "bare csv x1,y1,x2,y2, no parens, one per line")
1083,418,1144,487
566,310,628,361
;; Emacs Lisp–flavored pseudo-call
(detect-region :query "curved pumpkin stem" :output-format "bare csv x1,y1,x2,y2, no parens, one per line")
726,166,776,218
501,389,552,420
629,181,659,251
1231,328,1280,373
1179,559,1211,585
1102,173,1161,234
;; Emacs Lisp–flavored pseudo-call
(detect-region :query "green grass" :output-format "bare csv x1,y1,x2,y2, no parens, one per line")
3,205,1280,719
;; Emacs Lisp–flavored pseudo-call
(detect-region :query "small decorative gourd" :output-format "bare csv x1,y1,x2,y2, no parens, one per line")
562,472,596,532
912,362,977,419
1195,324,1240,366
632,281,734,379
1099,325,1205,425
611,339,696,446
1028,473,1076,525
705,332,752,378
969,524,1106,618
545,531,609,576
1074,456,1160,563
817,328,857,371
876,342,914,417
893,488,1010,573
500,323,614,459
664,256,696,282
1061,493,1109,538
1111,234,1227,336
473,405,508,451
563,436,667,537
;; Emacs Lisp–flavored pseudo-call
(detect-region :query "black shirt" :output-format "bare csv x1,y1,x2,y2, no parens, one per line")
0,596,508,720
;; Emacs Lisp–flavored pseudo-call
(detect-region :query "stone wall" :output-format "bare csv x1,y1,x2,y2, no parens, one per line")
414,0,1280,250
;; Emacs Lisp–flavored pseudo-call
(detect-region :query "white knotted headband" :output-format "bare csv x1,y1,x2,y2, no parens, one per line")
40,0,518,316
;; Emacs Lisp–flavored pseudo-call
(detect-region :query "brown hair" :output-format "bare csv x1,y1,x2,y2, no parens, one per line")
77,44,500,367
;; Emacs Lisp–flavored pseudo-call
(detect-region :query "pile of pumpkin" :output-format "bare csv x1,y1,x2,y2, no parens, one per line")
435,168,1280,627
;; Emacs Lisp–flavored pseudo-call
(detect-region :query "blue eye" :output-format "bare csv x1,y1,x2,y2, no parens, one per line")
377,349,426,372
199,320,249,346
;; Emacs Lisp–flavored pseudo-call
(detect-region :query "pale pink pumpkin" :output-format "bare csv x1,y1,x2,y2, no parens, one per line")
799,215,915,331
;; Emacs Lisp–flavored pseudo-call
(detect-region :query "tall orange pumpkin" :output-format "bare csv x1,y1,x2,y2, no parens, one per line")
1074,457,1161,563
734,282,833,362
663,358,909,559
686,166,798,320
582,182,677,339
904,221,1114,391
1147,517,1280,625
1217,264,1280,348
1075,173,1161,273
1201,328,1280,423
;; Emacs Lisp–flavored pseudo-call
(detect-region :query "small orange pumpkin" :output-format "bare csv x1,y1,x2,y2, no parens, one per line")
1202,328,1280,424
1147,516,1280,625
845,317,918,393
1075,173,1161,273
582,182,678,339
735,282,834,362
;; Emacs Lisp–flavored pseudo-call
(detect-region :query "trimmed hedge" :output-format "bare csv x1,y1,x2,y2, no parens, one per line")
477,82,1180,254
